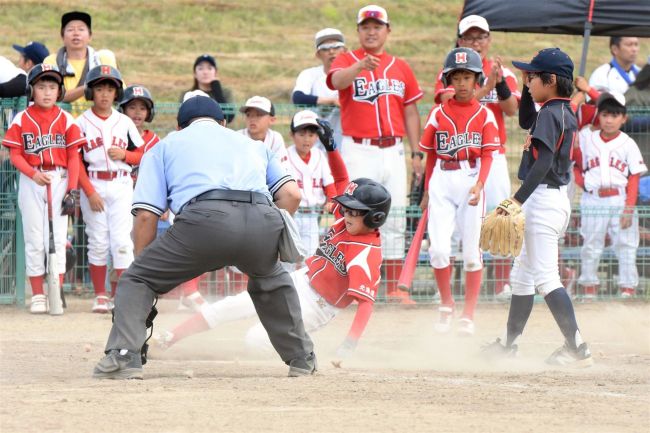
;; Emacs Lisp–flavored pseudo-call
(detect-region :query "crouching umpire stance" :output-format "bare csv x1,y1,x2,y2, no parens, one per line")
93,94,316,379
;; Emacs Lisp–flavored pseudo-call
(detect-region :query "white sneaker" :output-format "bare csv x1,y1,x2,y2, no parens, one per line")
457,317,475,336
92,295,111,314
151,330,175,351
495,284,513,302
179,292,206,313
30,294,47,314
434,306,454,334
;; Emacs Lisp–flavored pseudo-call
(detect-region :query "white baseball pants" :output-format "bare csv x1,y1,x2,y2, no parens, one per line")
18,170,68,276
578,192,639,288
510,185,570,296
340,136,407,259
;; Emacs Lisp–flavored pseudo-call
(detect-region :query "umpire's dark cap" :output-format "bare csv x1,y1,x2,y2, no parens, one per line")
177,95,224,129
512,48,574,80
62,11,92,32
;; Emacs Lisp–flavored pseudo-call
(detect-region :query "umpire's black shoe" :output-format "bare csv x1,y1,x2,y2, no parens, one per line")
287,352,317,377
93,349,143,380
481,338,518,360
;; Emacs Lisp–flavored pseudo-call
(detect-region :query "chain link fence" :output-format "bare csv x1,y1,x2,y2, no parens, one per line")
1,98,648,305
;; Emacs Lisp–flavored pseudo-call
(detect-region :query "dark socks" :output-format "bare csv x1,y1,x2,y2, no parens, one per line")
544,288,580,350
506,294,535,347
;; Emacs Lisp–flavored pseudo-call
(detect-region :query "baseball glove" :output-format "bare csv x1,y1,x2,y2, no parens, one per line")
61,190,77,216
480,198,525,257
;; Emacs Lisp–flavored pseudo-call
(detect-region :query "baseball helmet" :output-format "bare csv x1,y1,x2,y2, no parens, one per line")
119,85,155,122
84,64,124,101
334,178,391,229
441,47,485,87
26,63,65,102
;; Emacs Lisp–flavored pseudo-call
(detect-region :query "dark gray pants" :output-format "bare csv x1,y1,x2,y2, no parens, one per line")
105,199,314,363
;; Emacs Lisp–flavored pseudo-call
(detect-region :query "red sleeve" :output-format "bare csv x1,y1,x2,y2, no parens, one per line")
401,59,424,104
1,114,26,149
64,120,86,150
9,148,37,178
66,146,79,191
345,299,374,341
419,107,438,151
587,87,601,101
433,69,453,104
478,151,493,185
327,150,349,195
572,145,585,190
124,146,144,165
143,132,161,152
323,183,337,200
77,153,95,196
503,70,521,100
326,52,353,90
625,174,640,208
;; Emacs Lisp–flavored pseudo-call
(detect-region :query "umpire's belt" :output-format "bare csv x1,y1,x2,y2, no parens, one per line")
184,189,271,210
352,136,400,148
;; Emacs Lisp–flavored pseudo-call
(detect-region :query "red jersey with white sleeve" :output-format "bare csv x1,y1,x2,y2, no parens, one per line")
420,98,500,161
434,58,520,148
2,105,85,168
306,217,382,308
326,48,423,138
76,108,144,173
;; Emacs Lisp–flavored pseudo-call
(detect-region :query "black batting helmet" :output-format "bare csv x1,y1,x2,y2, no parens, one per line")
84,64,124,101
119,85,155,122
442,47,484,87
334,178,391,229
26,63,65,102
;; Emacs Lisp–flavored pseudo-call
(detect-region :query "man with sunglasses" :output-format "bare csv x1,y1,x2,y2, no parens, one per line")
327,4,423,304
434,15,521,301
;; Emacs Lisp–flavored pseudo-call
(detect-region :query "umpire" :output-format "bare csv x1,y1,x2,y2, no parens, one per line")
93,94,316,379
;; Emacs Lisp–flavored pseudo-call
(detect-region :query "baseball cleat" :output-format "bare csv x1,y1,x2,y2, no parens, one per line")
29,294,48,314
288,352,317,377
92,295,111,314
434,306,454,334
178,292,206,312
151,330,175,351
495,284,513,302
92,349,143,380
457,317,475,336
481,338,518,360
620,288,635,298
546,342,594,368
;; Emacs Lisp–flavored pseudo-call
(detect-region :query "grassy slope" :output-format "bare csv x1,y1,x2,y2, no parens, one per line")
3,0,646,104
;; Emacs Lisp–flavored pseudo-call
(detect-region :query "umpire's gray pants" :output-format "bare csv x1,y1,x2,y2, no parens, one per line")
105,199,314,363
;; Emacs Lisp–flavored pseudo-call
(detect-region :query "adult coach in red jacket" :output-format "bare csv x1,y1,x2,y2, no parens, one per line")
327,4,423,304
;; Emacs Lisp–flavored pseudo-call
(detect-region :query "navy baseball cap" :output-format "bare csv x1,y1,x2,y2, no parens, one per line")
194,54,217,70
512,48,574,79
177,95,224,128
12,41,49,64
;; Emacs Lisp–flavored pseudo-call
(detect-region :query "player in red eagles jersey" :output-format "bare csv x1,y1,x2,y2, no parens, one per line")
2,64,85,313
150,123,390,365
420,48,500,336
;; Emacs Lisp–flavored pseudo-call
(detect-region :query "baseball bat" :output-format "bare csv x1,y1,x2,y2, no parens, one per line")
46,184,64,315
397,207,429,291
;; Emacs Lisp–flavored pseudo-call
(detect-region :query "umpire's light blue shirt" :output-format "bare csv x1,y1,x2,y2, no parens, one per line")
132,119,292,216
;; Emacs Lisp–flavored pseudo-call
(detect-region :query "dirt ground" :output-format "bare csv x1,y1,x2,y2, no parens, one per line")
1,298,648,433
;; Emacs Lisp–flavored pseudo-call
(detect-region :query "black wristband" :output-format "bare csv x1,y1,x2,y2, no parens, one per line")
411,151,424,159
495,80,512,100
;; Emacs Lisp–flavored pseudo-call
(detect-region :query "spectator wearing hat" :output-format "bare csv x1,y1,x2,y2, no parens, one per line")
292,28,347,148
13,41,50,71
92,94,316,380
182,54,234,124
43,11,117,106
0,41,49,98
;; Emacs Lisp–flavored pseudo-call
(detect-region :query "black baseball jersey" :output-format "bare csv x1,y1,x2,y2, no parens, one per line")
517,98,576,187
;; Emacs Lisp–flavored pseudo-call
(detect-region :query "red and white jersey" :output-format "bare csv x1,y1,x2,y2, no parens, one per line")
306,218,382,308
327,48,423,138
142,130,161,153
237,128,290,170
434,58,520,147
2,105,85,167
577,128,647,192
420,98,500,161
287,146,334,207
76,108,144,173
575,103,599,130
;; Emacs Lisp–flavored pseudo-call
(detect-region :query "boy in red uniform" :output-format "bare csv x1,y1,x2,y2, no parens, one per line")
152,122,388,363
420,47,500,336
1,64,84,313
